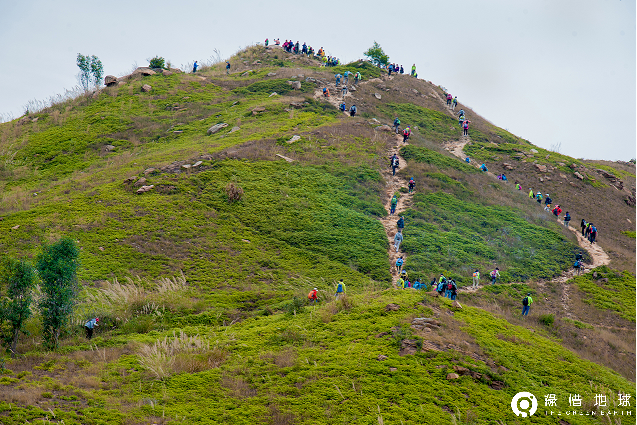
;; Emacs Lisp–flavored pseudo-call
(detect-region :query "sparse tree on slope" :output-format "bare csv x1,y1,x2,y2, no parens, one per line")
37,238,80,350
77,54,104,91
0,259,36,357
364,41,389,68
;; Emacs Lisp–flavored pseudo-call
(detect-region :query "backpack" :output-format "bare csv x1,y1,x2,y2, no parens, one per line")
472,272,478,277
409,179,415,186
491,270,497,278
523,297,529,306
447,282,453,290
336,283,343,292
574,261,580,268
392,157,399,166
463,122,468,129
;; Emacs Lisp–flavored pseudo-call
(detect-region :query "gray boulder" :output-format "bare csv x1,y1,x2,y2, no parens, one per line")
207,123,228,135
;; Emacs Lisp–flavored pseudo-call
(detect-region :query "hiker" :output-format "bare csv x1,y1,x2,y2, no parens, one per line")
449,280,458,300
323,87,330,98
501,174,508,181
302,42,307,54
522,293,533,316
308,288,318,304
225,61,231,74
354,71,361,84
192,61,198,73
573,259,582,275
437,274,447,296
589,224,597,243
390,153,399,176
408,178,415,193
388,64,393,76
390,195,398,214
335,73,342,86
490,267,500,285
322,56,328,66
552,205,562,217
349,104,357,117
563,212,571,227
294,41,300,54
411,64,416,76
515,182,521,190
452,96,458,109
275,39,280,45
400,65,404,74
342,85,348,97
480,164,488,172
402,126,411,143
446,93,452,106
84,317,99,340
581,219,587,236
462,120,471,136
395,256,404,273
544,194,552,211
429,277,437,291
472,269,480,287
536,192,543,204
528,188,534,199
585,222,592,239
265,38,269,47
344,71,351,84
393,117,401,134
397,276,405,289
465,157,471,163
394,231,403,252
335,280,345,298
339,102,346,112
413,278,421,290
457,110,465,125
396,216,405,233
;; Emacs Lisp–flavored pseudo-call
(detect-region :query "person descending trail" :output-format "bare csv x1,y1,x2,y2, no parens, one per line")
552,205,562,218
589,224,597,244
528,188,534,199
402,126,411,143
342,85,348,98
480,164,488,172
544,194,552,211
522,293,533,316
393,117,401,134
390,194,398,214
335,73,342,86
349,104,357,117
339,102,346,112
408,178,415,193
394,231,403,252
574,251,583,275
452,96,458,110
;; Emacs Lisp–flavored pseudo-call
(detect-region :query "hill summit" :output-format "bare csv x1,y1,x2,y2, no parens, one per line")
0,44,634,424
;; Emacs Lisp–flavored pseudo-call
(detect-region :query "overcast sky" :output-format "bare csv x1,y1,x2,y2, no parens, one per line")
1,0,634,161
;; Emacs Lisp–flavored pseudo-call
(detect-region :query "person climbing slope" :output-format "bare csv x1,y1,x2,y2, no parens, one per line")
335,279,345,298
335,73,342,86
396,216,405,233
563,211,571,227
394,231,403,252
390,194,398,214
528,188,534,199
581,219,587,236
480,164,488,172
402,126,411,143
544,194,552,211
408,178,415,193
462,119,471,136
395,256,404,273
490,267,500,285
323,87,330,97
343,71,350,84
446,93,452,106
552,205,562,218
349,104,357,117
342,85,348,98
411,64,416,76
536,191,543,204
393,117,401,134
354,71,361,84
472,269,480,287
225,61,231,74
522,293,533,316
589,224,597,243
452,96,458,110
390,153,399,176
339,102,346,112
397,275,405,289
308,288,318,304
515,182,521,190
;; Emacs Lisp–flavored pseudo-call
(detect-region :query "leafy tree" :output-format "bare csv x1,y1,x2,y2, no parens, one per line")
77,53,104,91
148,56,167,69
37,238,80,350
0,259,36,357
364,41,389,68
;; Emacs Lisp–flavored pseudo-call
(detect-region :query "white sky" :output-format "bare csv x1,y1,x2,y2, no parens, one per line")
0,0,634,160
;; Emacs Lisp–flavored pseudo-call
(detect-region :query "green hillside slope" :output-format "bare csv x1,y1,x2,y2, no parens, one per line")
0,45,634,424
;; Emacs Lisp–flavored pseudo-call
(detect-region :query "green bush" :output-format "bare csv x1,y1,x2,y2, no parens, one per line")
148,56,166,69
538,314,555,327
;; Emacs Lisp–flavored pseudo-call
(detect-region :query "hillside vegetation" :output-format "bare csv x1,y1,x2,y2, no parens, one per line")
0,44,634,424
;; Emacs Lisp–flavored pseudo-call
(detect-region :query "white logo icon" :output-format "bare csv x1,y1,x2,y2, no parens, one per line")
511,392,538,417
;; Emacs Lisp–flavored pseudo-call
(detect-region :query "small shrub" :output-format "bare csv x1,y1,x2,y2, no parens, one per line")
539,314,555,327
41,392,53,398
148,56,166,69
285,297,305,316
225,182,244,203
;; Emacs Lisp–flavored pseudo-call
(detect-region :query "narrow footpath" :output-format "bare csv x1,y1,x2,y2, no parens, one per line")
379,134,413,287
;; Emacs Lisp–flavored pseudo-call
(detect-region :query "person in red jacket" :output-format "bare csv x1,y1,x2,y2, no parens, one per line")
308,288,318,304
552,205,562,217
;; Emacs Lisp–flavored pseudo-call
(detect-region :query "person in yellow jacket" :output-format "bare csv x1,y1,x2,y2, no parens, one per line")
397,276,405,289
472,270,480,287
335,280,346,298
528,188,534,199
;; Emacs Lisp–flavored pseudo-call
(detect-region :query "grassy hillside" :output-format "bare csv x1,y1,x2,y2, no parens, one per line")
0,44,634,424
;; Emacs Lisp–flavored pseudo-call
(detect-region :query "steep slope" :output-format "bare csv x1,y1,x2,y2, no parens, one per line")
0,44,634,424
